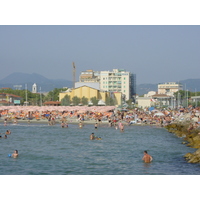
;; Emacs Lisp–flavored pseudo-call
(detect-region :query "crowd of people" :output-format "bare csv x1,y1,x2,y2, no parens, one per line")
0,106,200,127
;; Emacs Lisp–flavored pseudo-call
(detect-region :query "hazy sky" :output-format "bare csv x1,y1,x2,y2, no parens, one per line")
0,25,199,84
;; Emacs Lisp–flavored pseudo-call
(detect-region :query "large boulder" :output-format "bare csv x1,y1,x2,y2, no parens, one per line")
184,153,194,160
184,148,200,163
188,155,200,163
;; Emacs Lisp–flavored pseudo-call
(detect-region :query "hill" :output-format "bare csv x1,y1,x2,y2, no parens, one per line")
136,79,200,95
136,83,158,96
0,72,73,92
0,72,200,95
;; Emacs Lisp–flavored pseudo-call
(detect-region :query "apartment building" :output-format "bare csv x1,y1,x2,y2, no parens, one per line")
100,69,136,100
158,82,183,95
79,70,100,82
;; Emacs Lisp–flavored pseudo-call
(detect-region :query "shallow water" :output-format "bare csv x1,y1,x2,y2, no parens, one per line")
0,122,200,175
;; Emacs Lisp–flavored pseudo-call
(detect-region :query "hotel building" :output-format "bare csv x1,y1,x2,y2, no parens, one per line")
99,69,136,101
158,82,183,95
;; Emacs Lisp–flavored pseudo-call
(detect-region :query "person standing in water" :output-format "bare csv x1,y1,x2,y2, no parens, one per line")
12,150,19,158
4,118,7,126
79,122,83,128
90,133,95,140
142,151,153,163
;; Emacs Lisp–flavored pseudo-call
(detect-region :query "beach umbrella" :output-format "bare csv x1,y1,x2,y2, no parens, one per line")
154,112,165,116
151,109,160,112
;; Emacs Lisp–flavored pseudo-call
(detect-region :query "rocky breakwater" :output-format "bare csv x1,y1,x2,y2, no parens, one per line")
165,119,200,163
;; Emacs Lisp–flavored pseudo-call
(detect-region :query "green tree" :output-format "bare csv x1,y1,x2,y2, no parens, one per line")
90,96,99,106
61,94,71,106
72,96,81,105
44,88,67,102
0,88,45,105
81,96,88,105
126,99,133,106
105,96,115,106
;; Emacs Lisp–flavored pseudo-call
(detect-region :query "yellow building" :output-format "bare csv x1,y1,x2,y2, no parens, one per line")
59,86,122,106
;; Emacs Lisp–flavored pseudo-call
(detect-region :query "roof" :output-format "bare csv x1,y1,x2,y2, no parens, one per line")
1,87,11,90
0,93,22,98
43,101,61,105
152,94,170,98
0,100,10,104
74,85,100,91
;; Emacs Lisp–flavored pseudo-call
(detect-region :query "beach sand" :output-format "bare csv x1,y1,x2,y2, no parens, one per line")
0,118,107,125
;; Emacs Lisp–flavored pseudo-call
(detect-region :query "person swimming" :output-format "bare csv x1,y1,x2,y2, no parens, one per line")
90,133,102,140
6,130,11,135
90,133,95,140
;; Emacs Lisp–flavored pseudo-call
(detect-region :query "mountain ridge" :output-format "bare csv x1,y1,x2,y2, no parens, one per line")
0,72,73,92
0,72,200,95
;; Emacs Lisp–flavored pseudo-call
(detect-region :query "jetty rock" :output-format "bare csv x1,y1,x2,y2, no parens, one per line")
184,148,200,163
166,122,200,163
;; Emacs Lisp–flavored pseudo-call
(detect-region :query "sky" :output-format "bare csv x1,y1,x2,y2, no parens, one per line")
0,25,200,85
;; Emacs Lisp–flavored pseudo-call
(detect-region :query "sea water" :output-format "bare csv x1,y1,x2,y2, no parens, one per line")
1,123,200,175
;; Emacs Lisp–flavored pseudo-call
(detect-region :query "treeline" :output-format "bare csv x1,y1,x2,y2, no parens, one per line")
174,90,200,106
61,94,116,106
174,90,200,99
0,88,117,106
0,88,66,105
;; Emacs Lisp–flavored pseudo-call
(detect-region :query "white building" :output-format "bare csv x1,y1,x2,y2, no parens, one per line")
144,91,156,97
100,69,136,101
137,97,152,108
79,70,100,82
158,82,183,95
32,83,37,93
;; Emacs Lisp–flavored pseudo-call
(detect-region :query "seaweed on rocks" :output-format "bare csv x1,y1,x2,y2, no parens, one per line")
165,122,200,163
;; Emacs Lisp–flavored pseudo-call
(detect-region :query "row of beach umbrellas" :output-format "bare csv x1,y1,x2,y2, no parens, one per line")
0,106,116,113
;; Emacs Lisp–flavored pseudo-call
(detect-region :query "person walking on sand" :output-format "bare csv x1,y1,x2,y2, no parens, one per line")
142,151,153,163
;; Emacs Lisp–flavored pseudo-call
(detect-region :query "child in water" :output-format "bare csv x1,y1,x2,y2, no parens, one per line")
79,122,83,128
